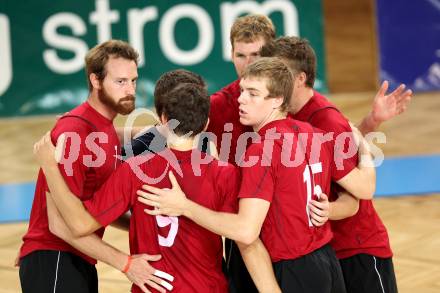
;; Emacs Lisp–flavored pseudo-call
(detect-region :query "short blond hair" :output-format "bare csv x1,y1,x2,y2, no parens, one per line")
242,57,294,112
230,15,275,48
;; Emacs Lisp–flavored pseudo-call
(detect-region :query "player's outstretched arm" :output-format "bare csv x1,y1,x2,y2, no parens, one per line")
46,192,172,293
237,238,281,293
137,172,270,245
33,132,101,236
336,127,376,199
358,80,412,135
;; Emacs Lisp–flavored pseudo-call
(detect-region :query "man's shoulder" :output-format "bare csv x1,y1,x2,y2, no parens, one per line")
53,116,94,139
123,151,168,179
311,108,350,133
243,140,266,160
207,160,240,193
210,79,240,102
310,91,338,109
306,92,350,132
53,102,95,130
210,159,237,174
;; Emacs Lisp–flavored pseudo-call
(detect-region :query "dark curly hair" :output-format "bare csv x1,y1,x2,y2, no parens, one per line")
154,69,206,117
162,83,209,136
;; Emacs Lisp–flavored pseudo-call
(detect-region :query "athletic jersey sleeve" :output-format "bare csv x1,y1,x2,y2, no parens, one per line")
83,161,134,227
216,164,240,213
310,109,358,180
237,144,274,202
51,119,92,200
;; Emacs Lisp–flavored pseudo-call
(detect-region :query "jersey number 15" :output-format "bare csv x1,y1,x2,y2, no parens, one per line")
303,163,323,227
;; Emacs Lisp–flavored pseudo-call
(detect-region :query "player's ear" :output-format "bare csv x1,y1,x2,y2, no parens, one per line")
203,118,209,132
160,113,168,124
90,73,102,90
297,72,307,87
272,96,284,110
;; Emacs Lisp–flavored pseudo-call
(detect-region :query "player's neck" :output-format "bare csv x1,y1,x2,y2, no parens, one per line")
253,110,286,132
167,133,195,151
290,87,314,114
87,94,117,121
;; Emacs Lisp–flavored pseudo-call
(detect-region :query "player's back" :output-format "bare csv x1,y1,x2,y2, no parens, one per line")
130,148,239,293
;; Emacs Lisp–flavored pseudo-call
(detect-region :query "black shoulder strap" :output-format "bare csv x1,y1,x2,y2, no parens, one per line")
307,106,339,124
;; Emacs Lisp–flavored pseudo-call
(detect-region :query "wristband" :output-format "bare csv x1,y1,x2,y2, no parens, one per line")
122,255,132,273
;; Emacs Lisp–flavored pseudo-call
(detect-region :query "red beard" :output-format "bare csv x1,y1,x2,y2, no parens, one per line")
98,86,135,115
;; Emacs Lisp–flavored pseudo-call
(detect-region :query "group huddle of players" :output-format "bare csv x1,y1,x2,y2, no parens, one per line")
19,14,411,293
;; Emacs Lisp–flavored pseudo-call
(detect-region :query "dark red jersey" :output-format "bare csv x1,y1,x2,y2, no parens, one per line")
84,149,240,293
237,118,349,262
20,102,121,264
292,91,392,259
208,79,253,165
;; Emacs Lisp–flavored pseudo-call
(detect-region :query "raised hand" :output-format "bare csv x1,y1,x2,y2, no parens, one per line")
371,80,412,123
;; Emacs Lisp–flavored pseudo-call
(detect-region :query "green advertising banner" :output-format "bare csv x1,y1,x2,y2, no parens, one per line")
0,0,326,117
